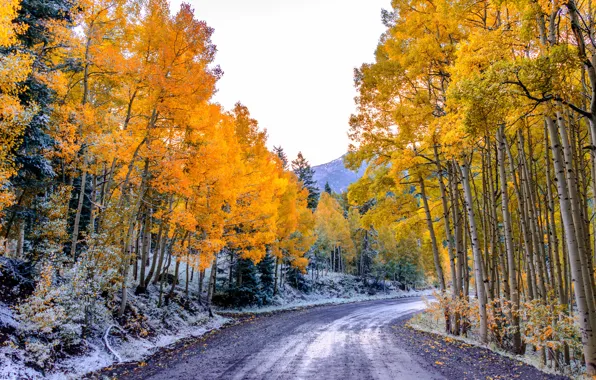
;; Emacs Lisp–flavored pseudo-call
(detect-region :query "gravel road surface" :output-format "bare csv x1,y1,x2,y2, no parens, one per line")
93,297,566,380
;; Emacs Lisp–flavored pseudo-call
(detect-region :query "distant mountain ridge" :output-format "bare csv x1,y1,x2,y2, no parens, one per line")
312,155,366,193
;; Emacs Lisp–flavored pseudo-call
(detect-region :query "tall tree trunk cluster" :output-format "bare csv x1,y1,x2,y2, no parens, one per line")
420,120,596,371
346,0,596,373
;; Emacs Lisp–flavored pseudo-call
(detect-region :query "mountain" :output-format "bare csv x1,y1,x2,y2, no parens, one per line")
312,155,366,193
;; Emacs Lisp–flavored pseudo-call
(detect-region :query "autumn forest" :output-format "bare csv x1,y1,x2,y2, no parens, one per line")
1,0,596,378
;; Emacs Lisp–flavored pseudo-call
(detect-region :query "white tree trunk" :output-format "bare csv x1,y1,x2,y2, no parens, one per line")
460,158,488,343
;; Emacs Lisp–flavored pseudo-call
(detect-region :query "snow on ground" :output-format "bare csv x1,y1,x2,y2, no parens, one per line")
51,315,228,380
0,260,228,380
218,272,432,314
0,304,229,380
0,302,17,329
0,261,431,380
217,290,431,315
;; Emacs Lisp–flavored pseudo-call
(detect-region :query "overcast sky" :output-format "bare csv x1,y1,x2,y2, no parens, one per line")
171,0,390,166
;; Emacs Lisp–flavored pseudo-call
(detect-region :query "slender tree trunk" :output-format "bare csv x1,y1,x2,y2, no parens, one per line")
556,111,596,318
198,269,205,305
518,131,547,300
497,126,522,354
89,175,97,234
167,259,181,304
448,163,463,335
157,241,172,308
119,235,133,318
547,114,596,373
118,159,149,317
274,256,280,295
545,124,565,306
133,226,139,281
138,212,151,291
207,252,219,307
505,139,536,300
70,154,88,258
143,220,163,289
419,175,446,292
460,158,488,343
185,249,190,303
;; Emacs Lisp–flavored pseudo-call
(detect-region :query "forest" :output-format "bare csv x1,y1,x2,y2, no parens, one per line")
0,0,431,376
345,0,596,376
3,0,596,377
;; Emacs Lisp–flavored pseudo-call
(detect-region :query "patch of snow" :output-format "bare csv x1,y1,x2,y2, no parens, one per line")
0,302,17,329
0,315,230,380
218,273,433,315
0,348,41,380
50,315,228,380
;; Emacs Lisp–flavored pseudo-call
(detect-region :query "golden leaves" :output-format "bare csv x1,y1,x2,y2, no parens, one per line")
0,1,34,214
0,0,24,47
315,193,355,257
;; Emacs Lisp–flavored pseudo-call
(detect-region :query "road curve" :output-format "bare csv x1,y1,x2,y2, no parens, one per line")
121,298,441,380
105,297,564,380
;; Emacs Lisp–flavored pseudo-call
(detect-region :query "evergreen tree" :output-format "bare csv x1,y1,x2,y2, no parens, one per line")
11,0,77,182
291,152,320,210
1,0,78,243
286,264,309,292
273,146,288,169
230,258,262,307
257,252,275,304
324,182,332,194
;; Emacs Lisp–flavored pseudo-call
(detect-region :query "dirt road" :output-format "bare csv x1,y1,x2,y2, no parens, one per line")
96,298,565,380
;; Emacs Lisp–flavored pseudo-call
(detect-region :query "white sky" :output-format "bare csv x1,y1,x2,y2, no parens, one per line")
171,0,390,165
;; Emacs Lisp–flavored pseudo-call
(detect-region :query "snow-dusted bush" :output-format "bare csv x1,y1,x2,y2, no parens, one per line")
16,240,121,369
27,187,71,264
13,187,119,369
16,263,75,369
69,233,121,332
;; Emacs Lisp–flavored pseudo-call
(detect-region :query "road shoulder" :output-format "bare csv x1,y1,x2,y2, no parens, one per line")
391,314,568,380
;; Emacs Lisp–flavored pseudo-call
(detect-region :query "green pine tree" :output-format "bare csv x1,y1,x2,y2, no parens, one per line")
231,258,262,307
291,152,320,210
12,0,77,181
286,263,309,292
273,146,288,170
258,253,275,304
2,0,78,247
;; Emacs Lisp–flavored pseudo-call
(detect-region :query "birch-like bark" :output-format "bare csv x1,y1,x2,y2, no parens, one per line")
547,115,596,374
434,146,457,297
518,131,547,300
505,139,536,299
70,154,88,258
460,158,488,343
544,125,565,305
497,126,522,353
556,112,596,318
419,176,446,292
